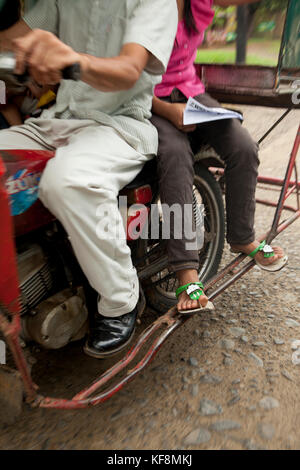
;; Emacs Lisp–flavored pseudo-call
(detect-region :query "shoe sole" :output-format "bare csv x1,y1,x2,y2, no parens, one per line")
83,286,146,359
177,300,215,315
255,255,288,272
83,327,136,359
231,249,288,272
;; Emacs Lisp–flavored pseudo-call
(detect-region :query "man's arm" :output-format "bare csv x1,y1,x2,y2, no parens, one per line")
80,44,151,92
12,29,151,91
0,19,31,51
214,0,261,6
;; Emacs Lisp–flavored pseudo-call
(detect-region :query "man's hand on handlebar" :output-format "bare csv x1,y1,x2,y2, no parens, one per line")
12,29,82,85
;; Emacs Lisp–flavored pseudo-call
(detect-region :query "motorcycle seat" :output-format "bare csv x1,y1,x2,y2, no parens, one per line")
123,158,157,190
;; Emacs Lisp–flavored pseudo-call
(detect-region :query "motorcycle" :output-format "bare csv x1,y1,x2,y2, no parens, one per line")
0,52,225,421
1,0,300,424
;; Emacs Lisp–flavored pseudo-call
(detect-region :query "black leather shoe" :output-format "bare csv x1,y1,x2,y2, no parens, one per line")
84,291,145,359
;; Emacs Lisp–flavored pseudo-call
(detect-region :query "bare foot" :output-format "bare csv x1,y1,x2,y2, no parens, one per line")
231,241,284,267
176,269,209,312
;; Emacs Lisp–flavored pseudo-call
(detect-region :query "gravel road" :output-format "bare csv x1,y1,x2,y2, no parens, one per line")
0,105,299,451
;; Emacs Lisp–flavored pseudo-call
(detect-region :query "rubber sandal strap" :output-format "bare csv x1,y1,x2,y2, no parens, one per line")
248,240,275,259
176,282,204,301
248,240,266,258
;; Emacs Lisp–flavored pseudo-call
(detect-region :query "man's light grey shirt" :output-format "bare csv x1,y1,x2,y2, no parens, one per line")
23,0,178,155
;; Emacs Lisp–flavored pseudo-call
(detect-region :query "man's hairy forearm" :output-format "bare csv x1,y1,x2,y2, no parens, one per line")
78,44,149,92
0,19,31,51
79,54,142,92
2,24,149,92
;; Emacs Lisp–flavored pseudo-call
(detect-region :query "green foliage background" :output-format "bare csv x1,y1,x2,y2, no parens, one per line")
258,0,288,13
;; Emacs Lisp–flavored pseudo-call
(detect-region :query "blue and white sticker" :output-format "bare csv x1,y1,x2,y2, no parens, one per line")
6,169,41,216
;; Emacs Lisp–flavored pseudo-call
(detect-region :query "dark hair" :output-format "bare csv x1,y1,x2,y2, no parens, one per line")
183,0,198,35
0,0,21,32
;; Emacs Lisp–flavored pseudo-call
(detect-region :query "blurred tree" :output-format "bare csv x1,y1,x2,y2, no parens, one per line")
258,0,288,13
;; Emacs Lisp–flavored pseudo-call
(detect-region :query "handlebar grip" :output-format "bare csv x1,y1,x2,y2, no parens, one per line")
61,63,81,81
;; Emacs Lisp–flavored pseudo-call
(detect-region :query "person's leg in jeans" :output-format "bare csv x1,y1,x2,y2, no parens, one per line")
150,112,209,312
191,93,285,266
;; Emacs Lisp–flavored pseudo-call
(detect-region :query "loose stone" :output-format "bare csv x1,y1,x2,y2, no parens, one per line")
259,397,280,410
248,352,264,368
210,420,241,432
199,398,223,416
257,423,275,441
183,428,211,446
199,374,223,385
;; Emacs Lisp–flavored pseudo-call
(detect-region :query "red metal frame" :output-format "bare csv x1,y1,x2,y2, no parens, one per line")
0,124,299,411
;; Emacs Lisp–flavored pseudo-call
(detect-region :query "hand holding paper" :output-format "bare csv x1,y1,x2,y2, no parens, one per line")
183,97,243,126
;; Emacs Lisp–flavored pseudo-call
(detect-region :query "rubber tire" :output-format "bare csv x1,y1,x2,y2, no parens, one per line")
146,164,225,313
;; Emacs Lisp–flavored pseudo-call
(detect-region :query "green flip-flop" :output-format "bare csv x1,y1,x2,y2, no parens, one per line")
232,240,288,272
175,282,214,314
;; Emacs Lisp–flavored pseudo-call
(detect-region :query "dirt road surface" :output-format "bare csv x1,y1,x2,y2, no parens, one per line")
0,105,299,451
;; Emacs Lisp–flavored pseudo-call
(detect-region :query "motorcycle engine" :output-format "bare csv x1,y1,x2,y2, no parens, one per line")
17,244,54,316
17,244,88,349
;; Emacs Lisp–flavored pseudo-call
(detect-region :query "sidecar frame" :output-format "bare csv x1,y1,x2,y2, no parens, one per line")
0,0,299,413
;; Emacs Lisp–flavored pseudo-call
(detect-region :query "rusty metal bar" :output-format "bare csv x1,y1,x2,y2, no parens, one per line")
38,314,182,409
0,308,37,402
267,125,300,243
284,184,297,201
210,167,300,190
73,313,176,401
255,199,298,212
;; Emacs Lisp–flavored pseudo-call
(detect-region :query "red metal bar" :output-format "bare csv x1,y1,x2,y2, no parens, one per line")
210,167,300,189
266,125,300,243
73,314,175,401
257,176,300,188
284,184,297,202
255,199,298,212
275,210,300,235
39,313,181,409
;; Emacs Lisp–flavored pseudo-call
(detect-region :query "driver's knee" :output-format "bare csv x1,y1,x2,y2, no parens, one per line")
40,156,114,220
39,159,76,216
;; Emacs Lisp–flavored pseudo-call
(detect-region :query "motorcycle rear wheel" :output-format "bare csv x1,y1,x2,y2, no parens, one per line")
144,164,225,313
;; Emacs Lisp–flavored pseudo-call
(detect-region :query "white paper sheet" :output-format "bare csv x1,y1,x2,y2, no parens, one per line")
183,97,243,125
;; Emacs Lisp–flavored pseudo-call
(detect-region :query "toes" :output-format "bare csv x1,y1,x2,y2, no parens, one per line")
269,253,279,264
272,246,284,258
199,295,208,307
177,293,209,312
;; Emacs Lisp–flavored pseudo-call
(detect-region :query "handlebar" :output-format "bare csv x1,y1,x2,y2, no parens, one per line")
0,52,81,88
